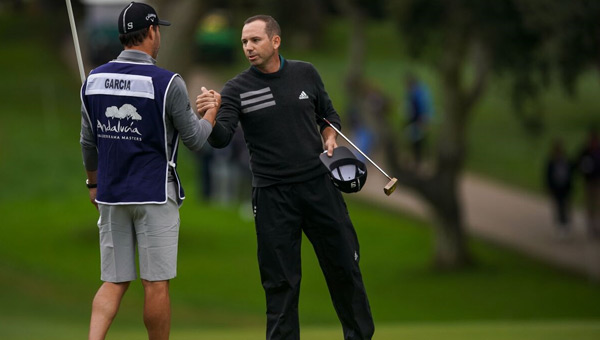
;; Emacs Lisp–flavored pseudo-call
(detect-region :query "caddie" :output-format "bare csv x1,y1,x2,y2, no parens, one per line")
79,2,219,339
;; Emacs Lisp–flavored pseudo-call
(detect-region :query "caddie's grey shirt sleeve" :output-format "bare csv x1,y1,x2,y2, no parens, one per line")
207,80,240,149
80,105,98,171
166,75,212,152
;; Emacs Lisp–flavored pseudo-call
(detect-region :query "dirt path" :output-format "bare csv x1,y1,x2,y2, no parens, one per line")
359,166,600,279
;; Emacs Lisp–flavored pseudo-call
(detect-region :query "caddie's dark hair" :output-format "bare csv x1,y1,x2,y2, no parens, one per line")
119,25,157,47
244,15,281,38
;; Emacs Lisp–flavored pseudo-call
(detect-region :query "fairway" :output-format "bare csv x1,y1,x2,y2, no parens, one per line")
3,8,600,340
2,318,600,340
132,321,600,340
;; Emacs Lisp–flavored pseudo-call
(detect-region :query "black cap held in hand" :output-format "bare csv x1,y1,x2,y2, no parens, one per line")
320,146,368,193
118,2,171,34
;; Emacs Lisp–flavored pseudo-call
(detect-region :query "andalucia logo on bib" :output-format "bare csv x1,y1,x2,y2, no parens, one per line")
97,104,143,141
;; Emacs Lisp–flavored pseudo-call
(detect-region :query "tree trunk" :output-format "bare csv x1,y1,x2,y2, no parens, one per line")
428,172,470,269
334,0,367,100
336,0,486,270
378,29,482,270
154,0,203,74
425,33,473,269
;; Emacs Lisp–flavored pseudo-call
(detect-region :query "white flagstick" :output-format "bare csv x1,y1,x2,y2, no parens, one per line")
65,0,85,83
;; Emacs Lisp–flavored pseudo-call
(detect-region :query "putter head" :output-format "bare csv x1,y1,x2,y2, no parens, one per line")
384,178,398,196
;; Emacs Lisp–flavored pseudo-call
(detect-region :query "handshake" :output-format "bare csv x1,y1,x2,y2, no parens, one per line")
195,86,221,127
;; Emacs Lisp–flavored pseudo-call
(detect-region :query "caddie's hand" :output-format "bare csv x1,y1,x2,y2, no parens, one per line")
89,187,98,211
196,86,221,117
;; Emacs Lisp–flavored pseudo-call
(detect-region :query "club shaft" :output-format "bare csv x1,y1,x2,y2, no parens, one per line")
322,117,392,180
66,0,85,83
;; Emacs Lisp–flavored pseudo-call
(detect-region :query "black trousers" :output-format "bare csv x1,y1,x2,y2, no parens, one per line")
252,174,374,340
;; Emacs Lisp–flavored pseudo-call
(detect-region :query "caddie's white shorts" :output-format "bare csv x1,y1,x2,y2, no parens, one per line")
97,182,180,282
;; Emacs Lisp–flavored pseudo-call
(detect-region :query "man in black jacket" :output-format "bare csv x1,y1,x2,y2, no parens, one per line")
197,14,374,340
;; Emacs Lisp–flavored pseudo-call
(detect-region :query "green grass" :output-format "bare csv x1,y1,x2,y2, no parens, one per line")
2,319,600,340
3,191,600,337
2,11,600,340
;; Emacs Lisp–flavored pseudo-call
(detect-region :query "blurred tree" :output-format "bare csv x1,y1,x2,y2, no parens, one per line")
266,0,329,49
226,0,330,49
153,0,331,71
154,0,204,73
333,0,367,103
373,0,600,269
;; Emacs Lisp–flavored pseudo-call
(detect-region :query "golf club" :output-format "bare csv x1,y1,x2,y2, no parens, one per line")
319,116,398,196
65,0,85,84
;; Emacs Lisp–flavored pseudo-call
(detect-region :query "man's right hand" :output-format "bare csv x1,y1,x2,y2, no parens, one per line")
196,86,221,127
89,187,98,210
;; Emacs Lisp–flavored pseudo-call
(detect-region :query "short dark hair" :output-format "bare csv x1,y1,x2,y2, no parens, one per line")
119,25,156,47
244,15,281,38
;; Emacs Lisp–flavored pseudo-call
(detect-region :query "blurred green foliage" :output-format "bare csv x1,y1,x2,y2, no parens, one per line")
1,4,600,339
282,18,599,200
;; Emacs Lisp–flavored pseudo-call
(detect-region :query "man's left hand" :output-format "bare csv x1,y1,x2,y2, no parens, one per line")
322,126,338,157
